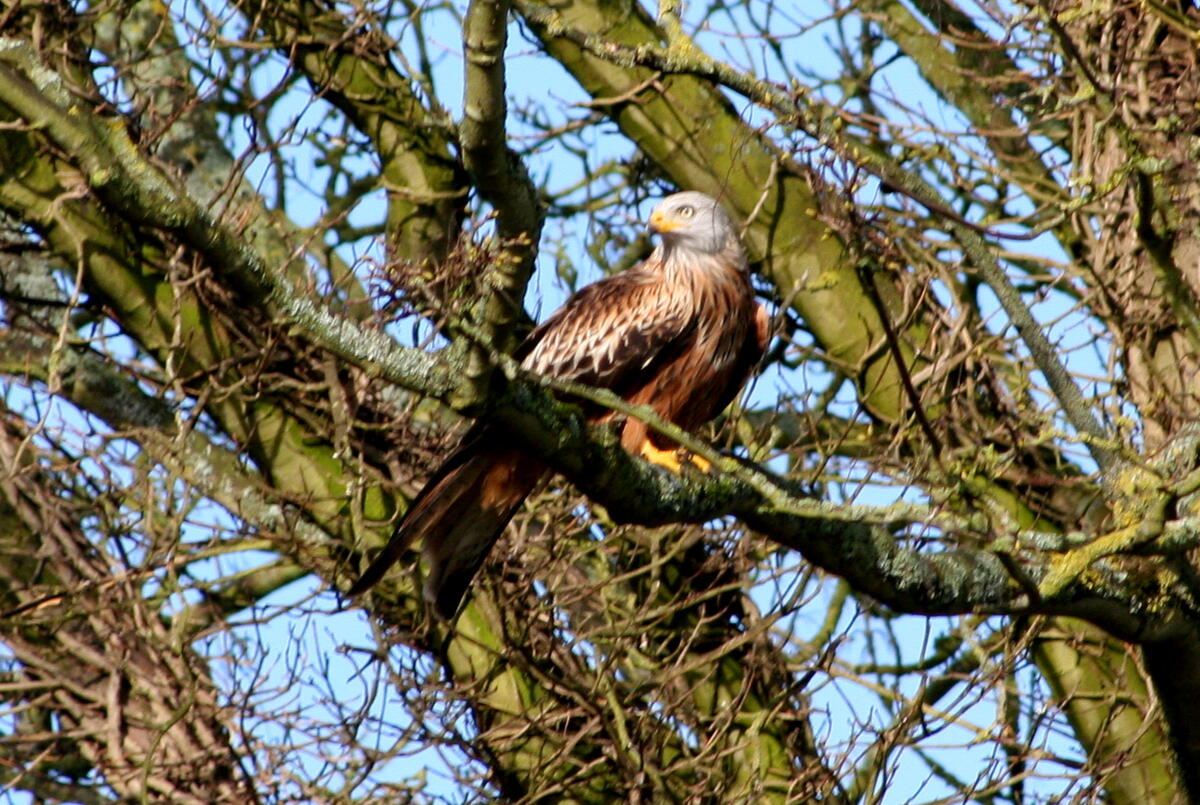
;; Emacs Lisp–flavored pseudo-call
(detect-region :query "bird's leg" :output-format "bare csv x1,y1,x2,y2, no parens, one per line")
638,440,711,473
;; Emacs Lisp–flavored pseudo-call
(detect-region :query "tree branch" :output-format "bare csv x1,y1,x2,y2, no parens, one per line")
458,0,543,404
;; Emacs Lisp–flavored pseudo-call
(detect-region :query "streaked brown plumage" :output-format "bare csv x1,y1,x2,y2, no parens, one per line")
349,192,769,618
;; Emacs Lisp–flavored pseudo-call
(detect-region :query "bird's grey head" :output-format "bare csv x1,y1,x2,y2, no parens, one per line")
647,191,739,256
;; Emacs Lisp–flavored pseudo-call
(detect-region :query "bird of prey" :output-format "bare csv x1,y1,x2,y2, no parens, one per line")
348,191,769,619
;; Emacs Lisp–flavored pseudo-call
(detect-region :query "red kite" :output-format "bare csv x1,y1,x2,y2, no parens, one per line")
349,191,769,618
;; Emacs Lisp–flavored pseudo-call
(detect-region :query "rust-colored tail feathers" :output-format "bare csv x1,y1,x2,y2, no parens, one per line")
348,430,543,619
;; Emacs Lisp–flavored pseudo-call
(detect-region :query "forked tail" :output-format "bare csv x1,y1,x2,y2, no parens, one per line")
349,433,543,619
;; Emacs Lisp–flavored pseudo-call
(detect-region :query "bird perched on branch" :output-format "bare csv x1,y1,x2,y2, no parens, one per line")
348,191,769,619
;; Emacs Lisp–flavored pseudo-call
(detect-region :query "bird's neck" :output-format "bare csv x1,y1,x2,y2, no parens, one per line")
654,238,748,280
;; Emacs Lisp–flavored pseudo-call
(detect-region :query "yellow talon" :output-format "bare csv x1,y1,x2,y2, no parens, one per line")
638,441,711,473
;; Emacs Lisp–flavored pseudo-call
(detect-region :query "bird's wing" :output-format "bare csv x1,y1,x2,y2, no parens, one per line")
518,269,695,394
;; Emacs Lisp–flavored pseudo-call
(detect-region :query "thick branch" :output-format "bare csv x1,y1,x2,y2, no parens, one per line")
458,0,543,402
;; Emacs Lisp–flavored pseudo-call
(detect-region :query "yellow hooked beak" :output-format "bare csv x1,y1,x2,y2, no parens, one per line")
648,209,680,233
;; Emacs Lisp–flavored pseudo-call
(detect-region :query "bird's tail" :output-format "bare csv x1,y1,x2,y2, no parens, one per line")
348,434,543,619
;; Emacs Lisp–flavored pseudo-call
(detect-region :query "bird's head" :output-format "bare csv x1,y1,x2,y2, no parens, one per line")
647,191,737,256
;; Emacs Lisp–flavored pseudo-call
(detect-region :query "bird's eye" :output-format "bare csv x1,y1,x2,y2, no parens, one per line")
677,204,695,218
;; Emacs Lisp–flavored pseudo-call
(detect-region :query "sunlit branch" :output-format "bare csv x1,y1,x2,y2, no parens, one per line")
459,0,543,404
